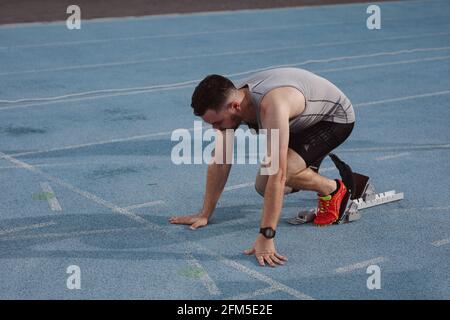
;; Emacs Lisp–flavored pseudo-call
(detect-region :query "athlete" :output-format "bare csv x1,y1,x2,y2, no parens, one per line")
170,67,355,267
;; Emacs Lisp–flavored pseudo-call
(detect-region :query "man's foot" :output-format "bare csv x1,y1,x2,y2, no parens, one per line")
314,180,349,226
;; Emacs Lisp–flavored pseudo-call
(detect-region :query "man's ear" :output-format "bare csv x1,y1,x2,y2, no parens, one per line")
229,101,241,113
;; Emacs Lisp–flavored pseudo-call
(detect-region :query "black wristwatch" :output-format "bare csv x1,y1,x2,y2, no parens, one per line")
259,227,276,239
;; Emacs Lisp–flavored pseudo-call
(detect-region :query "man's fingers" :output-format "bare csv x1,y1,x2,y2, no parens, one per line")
180,217,193,224
190,221,199,230
274,252,288,261
190,220,205,230
263,255,276,268
169,217,181,223
257,255,265,267
271,255,284,265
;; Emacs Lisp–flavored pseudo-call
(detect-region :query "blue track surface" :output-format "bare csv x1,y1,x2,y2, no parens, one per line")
0,0,449,299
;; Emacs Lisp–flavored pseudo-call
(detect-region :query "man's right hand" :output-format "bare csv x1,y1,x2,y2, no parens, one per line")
169,213,208,230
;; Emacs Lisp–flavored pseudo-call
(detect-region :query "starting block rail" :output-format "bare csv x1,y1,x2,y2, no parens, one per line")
354,190,404,210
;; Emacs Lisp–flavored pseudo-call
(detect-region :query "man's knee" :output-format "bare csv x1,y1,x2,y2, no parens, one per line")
255,148,309,197
255,168,298,197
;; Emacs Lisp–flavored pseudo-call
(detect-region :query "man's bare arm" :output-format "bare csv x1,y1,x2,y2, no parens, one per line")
243,95,290,267
200,161,232,219
170,129,233,228
259,97,290,229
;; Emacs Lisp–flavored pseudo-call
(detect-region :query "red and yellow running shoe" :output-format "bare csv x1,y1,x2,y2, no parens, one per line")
314,180,349,226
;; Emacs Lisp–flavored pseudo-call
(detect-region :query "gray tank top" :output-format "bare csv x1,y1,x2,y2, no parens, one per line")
232,67,355,132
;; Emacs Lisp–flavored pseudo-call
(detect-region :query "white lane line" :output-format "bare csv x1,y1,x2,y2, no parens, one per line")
335,257,387,274
0,150,313,300
3,126,203,159
316,55,450,74
0,82,195,105
0,5,366,30
431,237,450,247
355,90,450,107
0,152,152,226
224,182,255,192
0,161,103,170
0,54,446,114
0,21,341,50
0,159,147,170
0,9,313,30
122,200,165,210
2,31,449,76
3,135,449,167
2,13,433,49
4,130,179,158
0,84,196,111
1,4,447,48
0,221,57,236
225,46,450,78
375,152,411,161
218,255,314,300
2,45,450,107
3,135,448,172
390,205,450,212
2,54,448,113
0,226,153,241
341,143,450,153
225,286,280,300
39,182,62,211
187,258,221,296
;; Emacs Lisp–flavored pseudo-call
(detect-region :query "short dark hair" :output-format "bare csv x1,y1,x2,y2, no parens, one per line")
191,74,236,116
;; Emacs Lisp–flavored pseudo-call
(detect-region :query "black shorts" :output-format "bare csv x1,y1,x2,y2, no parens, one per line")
288,121,355,170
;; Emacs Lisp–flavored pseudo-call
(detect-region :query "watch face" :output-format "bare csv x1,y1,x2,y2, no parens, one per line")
262,228,275,238
265,229,273,238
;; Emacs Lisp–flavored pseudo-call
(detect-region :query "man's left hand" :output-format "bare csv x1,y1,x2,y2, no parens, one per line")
244,234,288,267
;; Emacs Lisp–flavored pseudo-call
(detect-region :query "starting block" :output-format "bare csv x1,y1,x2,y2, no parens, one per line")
287,155,404,225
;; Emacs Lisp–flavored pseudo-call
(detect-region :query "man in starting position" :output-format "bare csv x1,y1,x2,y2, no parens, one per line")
170,67,355,267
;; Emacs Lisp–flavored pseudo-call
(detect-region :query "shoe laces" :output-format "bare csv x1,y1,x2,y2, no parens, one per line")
317,195,331,214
